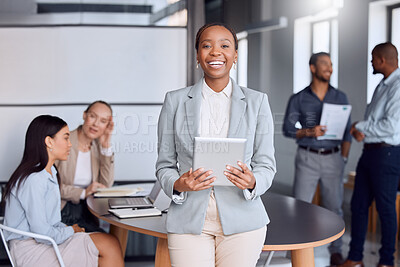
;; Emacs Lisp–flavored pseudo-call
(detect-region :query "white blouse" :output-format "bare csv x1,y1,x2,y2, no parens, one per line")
74,151,92,199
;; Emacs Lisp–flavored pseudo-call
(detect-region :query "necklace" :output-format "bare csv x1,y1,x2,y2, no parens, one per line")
77,128,92,152
79,142,91,152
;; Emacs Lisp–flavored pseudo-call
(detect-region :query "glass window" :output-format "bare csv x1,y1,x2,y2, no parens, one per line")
310,19,339,88
368,2,400,103
312,21,330,53
330,19,339,88
230,33,248,87
391,7,400,53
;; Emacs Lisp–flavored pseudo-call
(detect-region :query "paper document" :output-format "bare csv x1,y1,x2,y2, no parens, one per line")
94,185,144,197
317,103,352,140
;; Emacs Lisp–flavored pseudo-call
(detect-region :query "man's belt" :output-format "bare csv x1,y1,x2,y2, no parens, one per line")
299,145,340,155
364,142,400,149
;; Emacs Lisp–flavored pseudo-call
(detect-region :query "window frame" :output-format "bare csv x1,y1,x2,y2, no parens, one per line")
387,3,400,41
309,17,339,88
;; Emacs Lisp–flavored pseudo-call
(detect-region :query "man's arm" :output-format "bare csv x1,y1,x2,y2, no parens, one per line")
350,122,365,142
283,94,326,139
296,126,326,139
341,141,351,158
282,95,300,139
356,82,400,139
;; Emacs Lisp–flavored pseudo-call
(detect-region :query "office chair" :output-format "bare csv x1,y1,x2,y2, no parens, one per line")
0,224,65,267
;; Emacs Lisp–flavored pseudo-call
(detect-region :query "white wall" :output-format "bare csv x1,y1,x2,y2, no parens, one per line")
0,26,187,182
0,26,186,104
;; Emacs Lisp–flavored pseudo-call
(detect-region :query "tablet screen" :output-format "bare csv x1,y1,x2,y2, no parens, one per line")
193,137,247,186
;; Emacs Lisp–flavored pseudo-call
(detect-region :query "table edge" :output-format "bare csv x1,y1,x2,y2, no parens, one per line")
87,201,168,239
262,227,345,251
87,196,346,251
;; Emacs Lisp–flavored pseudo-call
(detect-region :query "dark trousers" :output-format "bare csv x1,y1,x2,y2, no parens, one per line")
61,200,105,233
348,146,400,265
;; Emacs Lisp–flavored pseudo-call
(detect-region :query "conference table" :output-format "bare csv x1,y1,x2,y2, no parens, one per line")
87,192,345,267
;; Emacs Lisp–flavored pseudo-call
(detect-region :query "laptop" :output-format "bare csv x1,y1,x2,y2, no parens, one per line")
193,137,247,186
108,181,162,209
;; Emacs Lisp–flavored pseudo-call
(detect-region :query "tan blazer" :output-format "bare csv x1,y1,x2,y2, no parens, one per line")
55,127,114,209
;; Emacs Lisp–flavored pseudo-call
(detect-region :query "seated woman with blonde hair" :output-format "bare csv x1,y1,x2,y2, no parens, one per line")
56,100,114,232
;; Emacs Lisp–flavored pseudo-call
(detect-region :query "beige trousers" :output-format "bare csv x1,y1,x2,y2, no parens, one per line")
168,191,266,267
9,232,98,267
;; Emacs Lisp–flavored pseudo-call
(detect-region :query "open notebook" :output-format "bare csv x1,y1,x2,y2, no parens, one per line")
94,185,144,197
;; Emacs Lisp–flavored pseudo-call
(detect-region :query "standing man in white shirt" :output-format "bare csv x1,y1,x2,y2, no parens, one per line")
340,42,400,267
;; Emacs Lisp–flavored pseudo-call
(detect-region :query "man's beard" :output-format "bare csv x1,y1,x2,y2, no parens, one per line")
315,72,330,83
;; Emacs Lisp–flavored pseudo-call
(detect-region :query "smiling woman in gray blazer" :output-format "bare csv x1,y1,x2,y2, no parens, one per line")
156,22,276,267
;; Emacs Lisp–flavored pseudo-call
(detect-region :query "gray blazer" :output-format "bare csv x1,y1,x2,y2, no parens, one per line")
156,79,276,235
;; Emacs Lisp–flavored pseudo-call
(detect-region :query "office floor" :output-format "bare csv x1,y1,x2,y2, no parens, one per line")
1,191,400,267
1,222,398,267
116,232,399,267
120,231,399,267
123,202,400,267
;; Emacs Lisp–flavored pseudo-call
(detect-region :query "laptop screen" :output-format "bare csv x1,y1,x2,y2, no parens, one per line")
148,181,162,202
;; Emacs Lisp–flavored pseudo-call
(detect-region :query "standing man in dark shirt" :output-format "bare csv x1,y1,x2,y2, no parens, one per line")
282,52,351,266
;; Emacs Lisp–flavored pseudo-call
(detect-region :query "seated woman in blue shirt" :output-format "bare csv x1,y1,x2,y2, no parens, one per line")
2,115,123,267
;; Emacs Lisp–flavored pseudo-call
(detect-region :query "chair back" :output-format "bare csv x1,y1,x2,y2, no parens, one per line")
0,224,65,267
0,224,14,267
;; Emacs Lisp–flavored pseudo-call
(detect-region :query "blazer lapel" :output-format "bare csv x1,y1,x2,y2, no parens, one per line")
90,144,98,182
184,80,202,140
68,129,80,181
228,82,246,138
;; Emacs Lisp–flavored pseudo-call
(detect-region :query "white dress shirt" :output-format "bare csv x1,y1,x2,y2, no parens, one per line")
199,79,232,138
356,68,400,145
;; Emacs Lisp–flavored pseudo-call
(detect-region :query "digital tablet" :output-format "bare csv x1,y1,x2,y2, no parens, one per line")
193,137,247,186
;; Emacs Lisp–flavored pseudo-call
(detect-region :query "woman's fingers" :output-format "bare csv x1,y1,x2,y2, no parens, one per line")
225,165,245,179
195,170,213,182
188,170,214,189
224,170,246,188
107,119,114,133
189,168,205,180
194,175,215,190
225,162,256,189
176,168,215,191
238,161,251,174
225,173,246,190
95,182,106,189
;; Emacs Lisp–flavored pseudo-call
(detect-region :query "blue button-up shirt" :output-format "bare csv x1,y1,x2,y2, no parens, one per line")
282,85,352,149
356,68,400,145
4,166,74,245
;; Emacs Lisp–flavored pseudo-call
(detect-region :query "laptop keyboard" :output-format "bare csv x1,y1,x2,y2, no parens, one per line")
125,198,150,205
